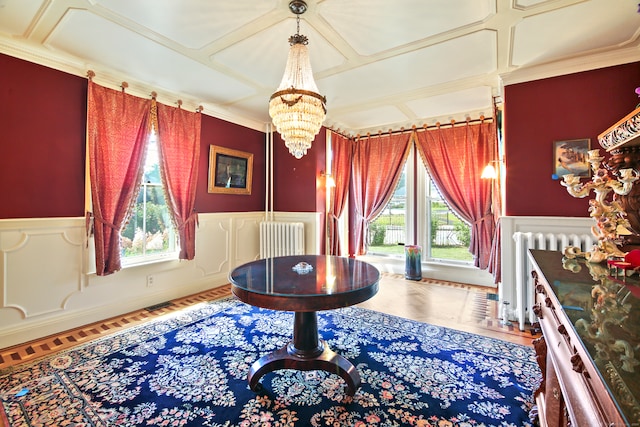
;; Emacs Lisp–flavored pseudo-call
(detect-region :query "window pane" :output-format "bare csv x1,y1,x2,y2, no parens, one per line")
428,181,473,262
367,167,406,256
120,136,177,262
144,141,162,184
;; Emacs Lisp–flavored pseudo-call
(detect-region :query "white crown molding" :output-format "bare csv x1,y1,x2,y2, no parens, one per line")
500,45,640,86
0,37,268,133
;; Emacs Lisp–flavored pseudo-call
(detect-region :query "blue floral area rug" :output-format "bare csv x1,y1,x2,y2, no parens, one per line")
0,298,541,426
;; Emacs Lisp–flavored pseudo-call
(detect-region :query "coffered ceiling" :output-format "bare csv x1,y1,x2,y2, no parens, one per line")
0,0,638,135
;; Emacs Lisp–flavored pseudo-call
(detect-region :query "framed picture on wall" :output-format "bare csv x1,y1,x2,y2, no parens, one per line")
553,138,591,178
208,145,253,195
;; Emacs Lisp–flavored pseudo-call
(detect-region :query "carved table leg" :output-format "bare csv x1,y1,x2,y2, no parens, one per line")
247,311,361,396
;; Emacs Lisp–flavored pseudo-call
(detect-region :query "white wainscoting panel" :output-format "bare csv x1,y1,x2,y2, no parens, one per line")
0,212,318,349
1,218,85,318
232,215,263,267
194,214,232,276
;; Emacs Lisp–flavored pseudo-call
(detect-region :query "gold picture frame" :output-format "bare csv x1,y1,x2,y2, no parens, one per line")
553,138,590,178
208,145,253,195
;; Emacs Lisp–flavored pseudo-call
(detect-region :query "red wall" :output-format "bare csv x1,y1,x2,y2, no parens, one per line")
269,129,327,254
272,128,326,213
5,51,637,222
0,53,268,219
504,62,640,217
0,54,87,218
194,115,266,213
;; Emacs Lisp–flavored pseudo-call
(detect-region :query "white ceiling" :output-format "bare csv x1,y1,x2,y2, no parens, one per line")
0,0,639,135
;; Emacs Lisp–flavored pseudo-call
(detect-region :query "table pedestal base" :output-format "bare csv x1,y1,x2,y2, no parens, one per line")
247,311,361,396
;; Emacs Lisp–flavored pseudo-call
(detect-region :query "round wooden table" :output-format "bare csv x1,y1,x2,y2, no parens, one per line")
229,255,380,396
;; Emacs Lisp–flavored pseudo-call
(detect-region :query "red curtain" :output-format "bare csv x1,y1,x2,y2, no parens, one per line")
351,132,412,255
328,133,353,255
155,101,202,260
414,122,499,273
87,80,151,276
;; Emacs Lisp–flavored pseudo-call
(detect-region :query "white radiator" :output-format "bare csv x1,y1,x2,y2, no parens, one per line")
512,231,596,331
260,221,305,258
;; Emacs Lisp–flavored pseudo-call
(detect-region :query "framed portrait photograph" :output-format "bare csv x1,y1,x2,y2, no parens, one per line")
208,145,253,195
553,138,590,178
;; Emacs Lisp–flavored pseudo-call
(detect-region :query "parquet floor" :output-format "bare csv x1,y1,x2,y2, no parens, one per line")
0,273,536,372
0,286,231,372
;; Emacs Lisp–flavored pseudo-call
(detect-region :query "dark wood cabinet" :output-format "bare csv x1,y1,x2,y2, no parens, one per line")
599,106,640,245
529,250,639,426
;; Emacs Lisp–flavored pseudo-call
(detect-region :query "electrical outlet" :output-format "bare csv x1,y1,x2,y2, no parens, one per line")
146,275,154,287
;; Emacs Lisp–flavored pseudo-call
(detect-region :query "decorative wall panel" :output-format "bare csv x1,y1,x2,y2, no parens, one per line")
0,212,318,349
0,219,84,318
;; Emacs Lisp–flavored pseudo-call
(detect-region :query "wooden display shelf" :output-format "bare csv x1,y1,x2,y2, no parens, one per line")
598,105,640,151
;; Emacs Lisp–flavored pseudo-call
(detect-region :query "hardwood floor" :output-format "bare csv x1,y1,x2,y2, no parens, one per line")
358,274,537,346
0,273,537,372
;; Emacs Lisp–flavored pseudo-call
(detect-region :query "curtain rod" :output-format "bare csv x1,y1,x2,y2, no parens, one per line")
328,115,493,140
86,70,203,112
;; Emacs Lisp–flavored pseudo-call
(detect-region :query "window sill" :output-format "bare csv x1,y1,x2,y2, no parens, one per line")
364,252,473,268
121,252,180,269
358,254,494,287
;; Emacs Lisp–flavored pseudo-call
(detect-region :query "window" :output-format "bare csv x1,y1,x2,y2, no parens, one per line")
367,149,472,263
426,180,472,262
120,133,178,264
368,166,407,256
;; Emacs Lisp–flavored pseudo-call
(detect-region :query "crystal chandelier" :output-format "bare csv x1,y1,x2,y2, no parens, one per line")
269,0,326,159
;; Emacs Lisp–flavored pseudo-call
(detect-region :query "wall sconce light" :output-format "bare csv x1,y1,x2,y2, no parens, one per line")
320,170,335,187
481,160,503,179
481,160,503,216
481,162,498,179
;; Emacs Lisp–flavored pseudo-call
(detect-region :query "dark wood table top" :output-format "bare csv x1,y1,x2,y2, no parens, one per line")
229,255,380,312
